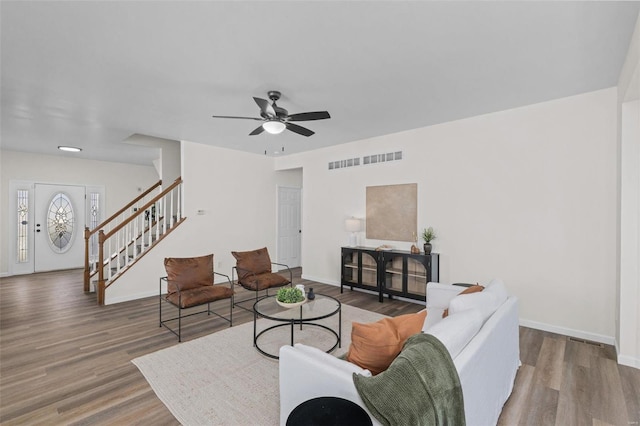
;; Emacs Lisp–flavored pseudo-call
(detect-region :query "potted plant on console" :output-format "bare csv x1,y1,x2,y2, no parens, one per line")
421,226,436,254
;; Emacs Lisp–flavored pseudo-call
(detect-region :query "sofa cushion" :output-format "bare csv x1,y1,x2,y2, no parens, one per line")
237,271,290,290
448,291,500,323
485,278,508,306
166,285,234,309
232,247,272,280
347,311,427,375
426,308,483,359
443,284,484,317
164,254,214,295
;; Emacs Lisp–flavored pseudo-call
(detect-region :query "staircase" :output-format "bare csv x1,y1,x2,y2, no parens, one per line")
84,177,185,305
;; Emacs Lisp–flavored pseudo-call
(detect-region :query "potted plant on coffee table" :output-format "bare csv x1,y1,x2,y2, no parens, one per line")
276,287,306,309
421,226,436,254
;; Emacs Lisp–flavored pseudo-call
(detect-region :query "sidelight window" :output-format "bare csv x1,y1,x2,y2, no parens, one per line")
16,189,29,263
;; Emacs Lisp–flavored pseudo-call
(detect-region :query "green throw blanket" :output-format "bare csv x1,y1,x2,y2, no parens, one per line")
353,333,465,426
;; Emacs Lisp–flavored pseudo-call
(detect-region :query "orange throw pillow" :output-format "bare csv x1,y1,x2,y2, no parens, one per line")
347,311,427,375
443,284,484,318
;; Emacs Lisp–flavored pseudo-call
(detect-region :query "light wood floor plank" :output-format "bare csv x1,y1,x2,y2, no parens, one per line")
590,357,629,426
520,383,559,426
555,361,593,426
534,336,566,391
498,364,535,425
619,364,640,424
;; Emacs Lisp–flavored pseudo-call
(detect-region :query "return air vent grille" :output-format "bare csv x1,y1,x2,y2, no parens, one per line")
567,336,604,348
328,151,402,171
363,151,402,165
328,157,360,170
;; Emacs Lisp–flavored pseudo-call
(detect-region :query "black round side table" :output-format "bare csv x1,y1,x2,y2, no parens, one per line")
286,396,373,426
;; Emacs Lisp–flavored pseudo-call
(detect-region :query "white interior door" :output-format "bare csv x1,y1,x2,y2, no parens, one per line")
34,184,86,272
278,187,302,268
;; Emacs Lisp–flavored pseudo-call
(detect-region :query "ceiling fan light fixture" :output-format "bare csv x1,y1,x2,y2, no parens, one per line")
262,120,286,134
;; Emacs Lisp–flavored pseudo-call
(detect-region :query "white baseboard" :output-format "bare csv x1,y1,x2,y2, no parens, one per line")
617,354,640,369
301,274,339,286
105,290,157,305
0,272,9,278
519,318,616,346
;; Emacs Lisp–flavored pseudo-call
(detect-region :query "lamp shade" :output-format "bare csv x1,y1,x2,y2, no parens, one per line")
263,120,286,134
345,218,362,232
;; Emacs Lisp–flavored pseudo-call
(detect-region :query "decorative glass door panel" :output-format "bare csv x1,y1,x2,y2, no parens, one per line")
341,249,358,285
34,184,86,272
384,255,404,293
46,192,75,253
360,252,378,288
406,257,428,298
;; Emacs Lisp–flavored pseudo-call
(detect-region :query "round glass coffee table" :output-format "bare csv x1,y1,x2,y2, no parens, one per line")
253,294,341,359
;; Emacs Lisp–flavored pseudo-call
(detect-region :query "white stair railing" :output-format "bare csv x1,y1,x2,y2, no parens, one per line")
84,180,163,290
90,177,184,304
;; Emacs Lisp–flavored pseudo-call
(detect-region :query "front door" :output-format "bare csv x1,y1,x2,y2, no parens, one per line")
34,184,86,272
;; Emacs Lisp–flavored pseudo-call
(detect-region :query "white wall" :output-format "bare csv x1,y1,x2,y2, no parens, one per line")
277,88,618,343
616,12,640,368
0,150,159,275
275,168,303,188
105,141,288,304
123,134,180,183
618,100,640,368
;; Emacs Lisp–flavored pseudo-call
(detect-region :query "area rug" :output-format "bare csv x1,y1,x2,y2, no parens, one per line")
132,304,386,426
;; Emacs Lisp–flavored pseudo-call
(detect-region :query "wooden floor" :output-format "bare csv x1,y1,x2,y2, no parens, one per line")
0,269,638,425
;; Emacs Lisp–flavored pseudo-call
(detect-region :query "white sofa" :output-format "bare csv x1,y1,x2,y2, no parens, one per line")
279,279,520,426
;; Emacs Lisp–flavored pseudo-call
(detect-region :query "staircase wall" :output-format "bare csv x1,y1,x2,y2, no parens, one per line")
104,141,287,304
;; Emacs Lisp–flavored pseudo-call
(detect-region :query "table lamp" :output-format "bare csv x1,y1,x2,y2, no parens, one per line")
345,218,362,247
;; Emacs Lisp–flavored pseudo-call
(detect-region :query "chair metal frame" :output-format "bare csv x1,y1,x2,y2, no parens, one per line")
159,271,233,342
232,262,293,312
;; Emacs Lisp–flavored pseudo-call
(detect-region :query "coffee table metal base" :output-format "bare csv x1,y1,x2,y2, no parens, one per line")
254,321,340,359
252,295,342,360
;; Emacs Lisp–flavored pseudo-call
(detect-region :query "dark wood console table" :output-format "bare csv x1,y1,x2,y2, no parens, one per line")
341,247,439,302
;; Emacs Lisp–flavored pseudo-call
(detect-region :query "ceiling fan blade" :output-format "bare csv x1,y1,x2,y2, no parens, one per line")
253,97,276,117
287,111,331,121
211,115,263,121
249,125,265,136
286,122,314,137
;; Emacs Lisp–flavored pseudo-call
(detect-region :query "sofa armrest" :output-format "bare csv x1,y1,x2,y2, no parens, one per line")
426,282,463,309
279,344,379,426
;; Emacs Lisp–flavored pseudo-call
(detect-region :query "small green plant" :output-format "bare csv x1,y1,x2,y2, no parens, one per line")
421,226,437,243
276,287,304,303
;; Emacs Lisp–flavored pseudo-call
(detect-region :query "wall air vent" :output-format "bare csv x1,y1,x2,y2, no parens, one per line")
328,157,360,170
567,336,604,348
363,151,402,165
328,151,402,171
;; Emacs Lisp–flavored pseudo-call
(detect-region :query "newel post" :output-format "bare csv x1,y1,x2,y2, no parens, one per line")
84,227,90,292
97,230,106,305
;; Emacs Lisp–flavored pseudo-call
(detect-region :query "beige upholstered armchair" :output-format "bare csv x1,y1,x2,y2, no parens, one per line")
231,247,292,311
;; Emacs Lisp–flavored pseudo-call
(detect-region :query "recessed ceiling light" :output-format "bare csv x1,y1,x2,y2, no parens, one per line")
58,146,82,152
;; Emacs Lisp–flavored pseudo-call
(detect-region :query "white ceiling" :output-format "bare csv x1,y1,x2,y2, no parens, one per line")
2,1,639,165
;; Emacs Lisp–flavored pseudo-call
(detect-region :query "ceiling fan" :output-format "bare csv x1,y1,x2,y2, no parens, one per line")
212,91,330,137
